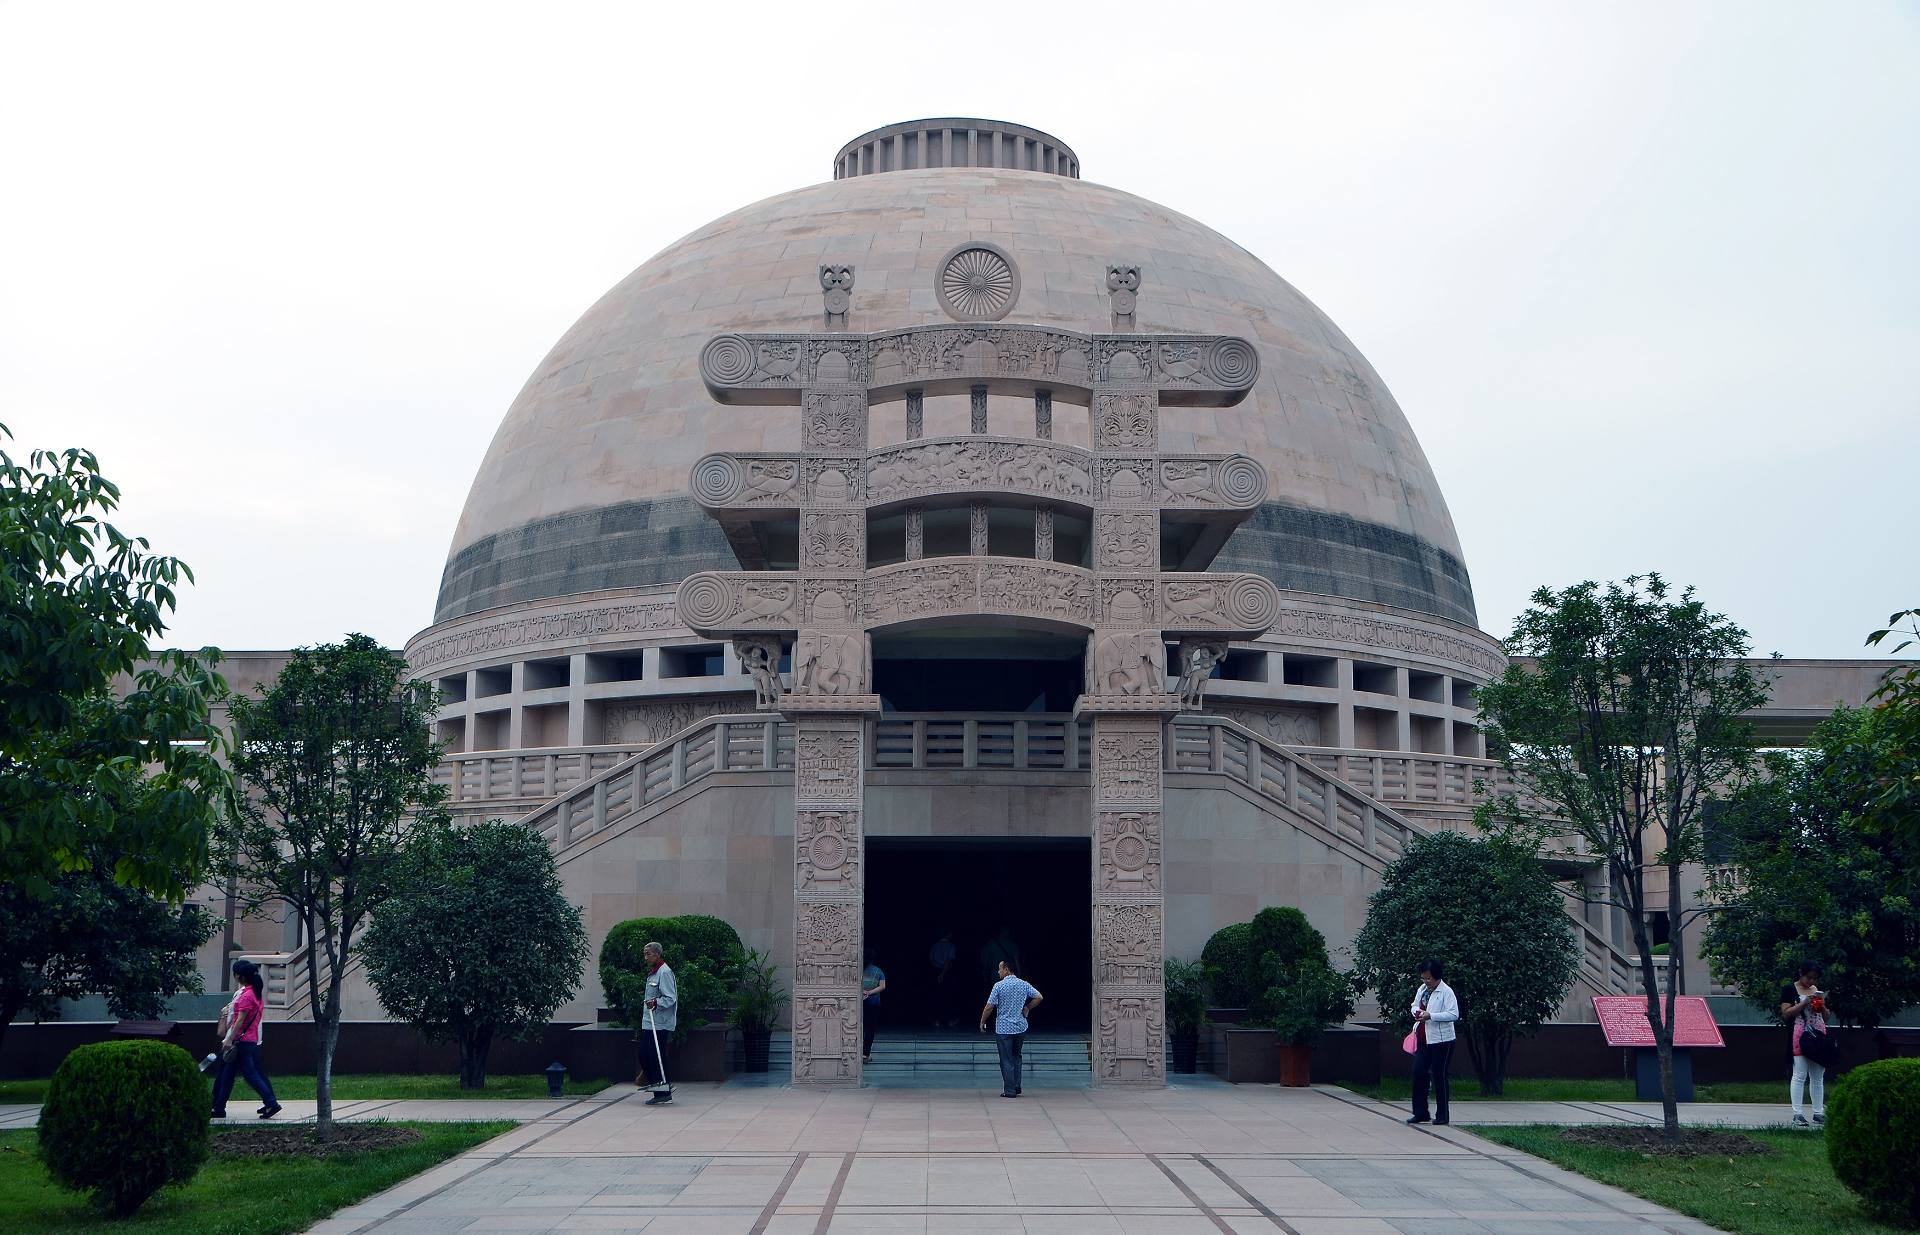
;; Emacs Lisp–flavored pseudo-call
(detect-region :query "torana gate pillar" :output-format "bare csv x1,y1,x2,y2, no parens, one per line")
674,264,1281,1089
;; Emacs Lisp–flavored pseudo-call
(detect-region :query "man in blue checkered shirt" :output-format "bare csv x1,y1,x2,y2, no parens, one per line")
978,960,1044,1098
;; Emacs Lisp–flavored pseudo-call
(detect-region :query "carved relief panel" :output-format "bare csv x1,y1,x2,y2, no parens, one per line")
794,902,860,986
793,996,861,1084
1095,902,1164,985
1097,810,1162,894
1094,392,1156,451
795,729,862,803
1094,512,1157,571
1092,719,1163,805
1096,995,1165,1084
795,809,862,891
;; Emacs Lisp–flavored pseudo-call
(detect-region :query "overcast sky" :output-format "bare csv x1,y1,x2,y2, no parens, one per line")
3,2,1914,659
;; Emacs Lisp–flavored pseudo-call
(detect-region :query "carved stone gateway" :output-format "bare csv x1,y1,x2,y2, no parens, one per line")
674,293,1276,1087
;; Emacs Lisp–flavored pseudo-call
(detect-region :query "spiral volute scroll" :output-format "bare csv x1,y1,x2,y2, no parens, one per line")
690,454,745,506
1205,336,1259,389
1223,575,1280,634
1216,455,1267,507
700,334,757,385
677,573,736,630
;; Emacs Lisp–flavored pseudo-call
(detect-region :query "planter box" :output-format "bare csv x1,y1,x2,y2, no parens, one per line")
567,1023,731,1082
1207,1025,1383,1085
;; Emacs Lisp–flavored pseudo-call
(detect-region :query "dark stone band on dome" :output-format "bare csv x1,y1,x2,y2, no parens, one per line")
434,498,1475,630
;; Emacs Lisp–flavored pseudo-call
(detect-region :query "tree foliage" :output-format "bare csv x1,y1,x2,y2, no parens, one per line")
1352,832,1578,1094
218,634,447,1137
1475,574,1768,1139
1701,707,1920,1026
362,818,588,1089
599,915,744,1043
0,855,214,1054
1863,606,1920,877
0,423,229,900
1239,907,1356,1046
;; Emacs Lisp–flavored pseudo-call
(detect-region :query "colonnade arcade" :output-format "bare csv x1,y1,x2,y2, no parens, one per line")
674,287,1282,1086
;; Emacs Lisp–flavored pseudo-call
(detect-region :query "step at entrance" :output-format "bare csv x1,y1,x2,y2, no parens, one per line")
863,1030,1092,1088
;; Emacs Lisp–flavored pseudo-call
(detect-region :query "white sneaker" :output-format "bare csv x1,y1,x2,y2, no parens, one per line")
1792,1114,1810,1127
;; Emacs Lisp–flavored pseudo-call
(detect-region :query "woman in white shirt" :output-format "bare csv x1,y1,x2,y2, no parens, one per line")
1407,958,1460,1126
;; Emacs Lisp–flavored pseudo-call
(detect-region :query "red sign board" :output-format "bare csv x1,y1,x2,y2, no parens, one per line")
1592,995,1725,1048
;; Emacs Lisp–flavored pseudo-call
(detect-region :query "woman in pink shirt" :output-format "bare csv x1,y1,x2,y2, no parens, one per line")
211,959,280,1119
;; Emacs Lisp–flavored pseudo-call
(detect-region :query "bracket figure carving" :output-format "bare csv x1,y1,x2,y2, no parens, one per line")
1176,638,1229,713
820,265,855,331
733,634,784,709
1107,264,1142,331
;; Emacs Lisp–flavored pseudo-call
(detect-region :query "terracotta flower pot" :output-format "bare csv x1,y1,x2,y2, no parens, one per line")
1277,1042,1312,1087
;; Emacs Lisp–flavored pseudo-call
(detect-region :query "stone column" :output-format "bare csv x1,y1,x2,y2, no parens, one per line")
788,374,880,1087
1082,356,1171,1088
1089,709,1170,1086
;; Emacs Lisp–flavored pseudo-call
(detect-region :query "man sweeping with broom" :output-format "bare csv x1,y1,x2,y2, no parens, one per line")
638,941,677,1106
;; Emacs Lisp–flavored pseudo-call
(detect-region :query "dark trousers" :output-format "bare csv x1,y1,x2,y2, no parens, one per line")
1411,1039,1454,1121
211,1042,276,1113
863,999,880,1057
637,1032,673,1093
996,1032,1025,1095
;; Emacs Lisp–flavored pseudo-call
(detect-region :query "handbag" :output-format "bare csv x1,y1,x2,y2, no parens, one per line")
1799,1017,1839,1067
1401,1030,1419,1055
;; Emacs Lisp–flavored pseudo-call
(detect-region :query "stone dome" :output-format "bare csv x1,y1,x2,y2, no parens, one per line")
438,132,1474,628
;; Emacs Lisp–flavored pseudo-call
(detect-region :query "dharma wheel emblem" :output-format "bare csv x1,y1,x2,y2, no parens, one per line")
937,241,1019,321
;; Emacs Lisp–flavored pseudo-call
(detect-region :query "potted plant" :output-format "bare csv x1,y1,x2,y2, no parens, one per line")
1165,958,1209,1073
730,947,785,1073
1252,962,1357,1085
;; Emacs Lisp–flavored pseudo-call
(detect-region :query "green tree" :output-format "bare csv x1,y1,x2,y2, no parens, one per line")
1701,707,1920,1025
1863,606,1920,875
1475,575,1768,1141
0,855,214,1055
218,634,447,1138
1352,832,1578,1094
0,424,229,900
1240,907,1357,1046
361,818,588,1089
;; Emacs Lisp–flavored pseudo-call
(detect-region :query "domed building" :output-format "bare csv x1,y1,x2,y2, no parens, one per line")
403,119,1621,1086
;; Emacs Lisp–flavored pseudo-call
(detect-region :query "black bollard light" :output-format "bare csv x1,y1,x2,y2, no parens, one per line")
545,1062,568,1098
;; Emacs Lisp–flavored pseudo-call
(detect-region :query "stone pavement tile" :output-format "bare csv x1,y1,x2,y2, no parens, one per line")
1285,1219,1403,1235
1017,1216,1127,1233
1113,1217,1225,1234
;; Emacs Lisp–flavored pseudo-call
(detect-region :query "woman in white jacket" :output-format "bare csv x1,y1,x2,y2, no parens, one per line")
1407,958,1459,1125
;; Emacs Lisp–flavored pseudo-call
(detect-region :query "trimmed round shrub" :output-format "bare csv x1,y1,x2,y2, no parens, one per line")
38,1040,209,1216
1201,923,1252,1007
600,914,746,1040
1826,1057,1920,1225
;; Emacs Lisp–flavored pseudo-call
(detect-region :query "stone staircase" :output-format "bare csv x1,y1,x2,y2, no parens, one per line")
861,1031,1093,1088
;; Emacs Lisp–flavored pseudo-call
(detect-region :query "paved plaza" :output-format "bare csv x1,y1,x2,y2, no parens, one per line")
3,1082,1781,1233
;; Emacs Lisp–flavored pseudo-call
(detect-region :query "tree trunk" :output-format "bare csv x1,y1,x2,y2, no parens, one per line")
315,976,344,1142
458,1025,494,1090
1487,1031,1512,1097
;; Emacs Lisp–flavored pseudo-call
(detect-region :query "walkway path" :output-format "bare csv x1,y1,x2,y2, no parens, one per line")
6,1084,1808,1231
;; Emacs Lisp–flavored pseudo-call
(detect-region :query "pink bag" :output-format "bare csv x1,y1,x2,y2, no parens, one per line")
1401,1030,1419,1055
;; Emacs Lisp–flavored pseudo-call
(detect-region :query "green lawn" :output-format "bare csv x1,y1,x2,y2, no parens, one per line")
0,1122,513,1235
1342,1076,1784,1104
0,1073,610,1104
1471,1124,1905,1235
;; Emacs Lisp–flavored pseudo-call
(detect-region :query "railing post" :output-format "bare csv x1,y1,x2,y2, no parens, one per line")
593,779,608,830
761,720,778,769
1287,758,1300,812
1064,718,1078,771
912,719,928,769
510,754,524,798
1246,739,1263,795
543,754,556,797
479,756,492,800
557,797,572,847
671,736,688,790
963,719,979,768
1208,722,1224,773
1360,801,1377,854
714,721,731,770
1013,719,1029,770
